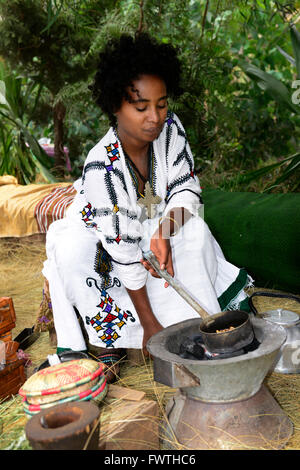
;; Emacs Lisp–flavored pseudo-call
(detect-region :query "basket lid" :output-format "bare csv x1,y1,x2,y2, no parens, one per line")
22,375,107,413
19,359,104,399
26,376,101,405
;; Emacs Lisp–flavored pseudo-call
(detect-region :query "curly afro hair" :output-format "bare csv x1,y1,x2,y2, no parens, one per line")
89,33,183,126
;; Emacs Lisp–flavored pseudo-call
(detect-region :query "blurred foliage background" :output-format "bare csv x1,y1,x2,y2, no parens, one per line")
0,0,299,191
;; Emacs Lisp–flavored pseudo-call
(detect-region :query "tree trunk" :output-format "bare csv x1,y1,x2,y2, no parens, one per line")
53,100,66,178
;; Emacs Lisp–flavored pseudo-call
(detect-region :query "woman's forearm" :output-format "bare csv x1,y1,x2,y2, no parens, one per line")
127,210,192,327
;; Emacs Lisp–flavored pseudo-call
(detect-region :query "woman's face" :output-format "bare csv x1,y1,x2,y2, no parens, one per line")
115,74,168,149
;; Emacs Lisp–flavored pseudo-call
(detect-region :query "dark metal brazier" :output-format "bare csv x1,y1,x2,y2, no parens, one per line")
143,251,254,354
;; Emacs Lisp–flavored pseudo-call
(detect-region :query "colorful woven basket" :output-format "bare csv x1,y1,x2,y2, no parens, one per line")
22,377,107,417
19,359,107,416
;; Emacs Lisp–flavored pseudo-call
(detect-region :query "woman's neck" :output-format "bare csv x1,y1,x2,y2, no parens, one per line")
117,129,149,162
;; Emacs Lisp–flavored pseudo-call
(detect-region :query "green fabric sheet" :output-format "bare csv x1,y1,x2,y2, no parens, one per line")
202,189,300,295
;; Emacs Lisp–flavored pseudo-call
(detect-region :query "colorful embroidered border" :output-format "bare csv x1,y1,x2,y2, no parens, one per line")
93,242,122,291
82,141,121,182
85,280,135,348
165,112,197,201
80,141,141,245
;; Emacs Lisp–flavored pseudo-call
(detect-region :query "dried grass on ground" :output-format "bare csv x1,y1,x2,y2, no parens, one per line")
0,238,300,450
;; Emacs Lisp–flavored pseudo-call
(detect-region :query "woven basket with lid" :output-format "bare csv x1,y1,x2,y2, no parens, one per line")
19,358,107,415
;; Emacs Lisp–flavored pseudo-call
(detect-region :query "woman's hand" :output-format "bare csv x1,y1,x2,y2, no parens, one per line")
142,319,164,356
140,227,174,288
125,285,164,356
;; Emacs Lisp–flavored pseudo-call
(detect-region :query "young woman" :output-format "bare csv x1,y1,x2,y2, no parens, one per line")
42,34,253,381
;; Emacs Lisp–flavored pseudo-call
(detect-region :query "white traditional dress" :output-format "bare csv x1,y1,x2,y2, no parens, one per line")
43,112,253,351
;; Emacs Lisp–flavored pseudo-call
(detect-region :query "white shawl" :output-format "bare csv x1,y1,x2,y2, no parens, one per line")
66,112,203,290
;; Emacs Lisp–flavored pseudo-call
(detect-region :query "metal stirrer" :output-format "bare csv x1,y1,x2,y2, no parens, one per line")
143,250,210,319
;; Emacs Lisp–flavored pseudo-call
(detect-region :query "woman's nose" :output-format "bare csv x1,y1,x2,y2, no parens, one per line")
147,107,160,123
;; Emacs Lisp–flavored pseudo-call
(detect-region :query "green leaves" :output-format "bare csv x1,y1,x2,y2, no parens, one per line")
237,22,300,191
290,24,300,79
0,64,57,184
239,60,299,114
237,152,300,192
0,0,298,191
239,23,300,114
40,0,64,35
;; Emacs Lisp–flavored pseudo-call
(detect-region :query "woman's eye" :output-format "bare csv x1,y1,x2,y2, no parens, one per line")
136,103,167,112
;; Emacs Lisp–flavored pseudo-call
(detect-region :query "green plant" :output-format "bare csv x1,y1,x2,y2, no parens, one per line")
238,23,300,191
0,63,56,184
0,0,114,176
1,0,298,191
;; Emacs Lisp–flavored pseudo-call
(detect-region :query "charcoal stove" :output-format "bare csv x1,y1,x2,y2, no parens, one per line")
147,316,293,450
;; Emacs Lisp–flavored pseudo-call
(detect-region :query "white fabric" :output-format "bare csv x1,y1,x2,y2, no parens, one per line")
65,113,202,289
42,112,251,350
47,354,61,366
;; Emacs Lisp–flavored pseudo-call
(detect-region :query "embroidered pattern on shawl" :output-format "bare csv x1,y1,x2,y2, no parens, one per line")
165,113,202,205
80,140,142,245
85,277,135,347
93,241,121,291
77,111,203,285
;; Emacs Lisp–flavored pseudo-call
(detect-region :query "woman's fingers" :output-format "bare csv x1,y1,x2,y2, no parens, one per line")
140,236,174,283
163,252,174,288
140,259,160,278
166,250,174,276
140,254,174,287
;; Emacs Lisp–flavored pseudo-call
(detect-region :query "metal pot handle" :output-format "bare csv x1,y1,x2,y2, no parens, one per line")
249,291,300,315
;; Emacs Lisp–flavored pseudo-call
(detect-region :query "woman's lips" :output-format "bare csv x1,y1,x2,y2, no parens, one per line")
143,127,162,135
